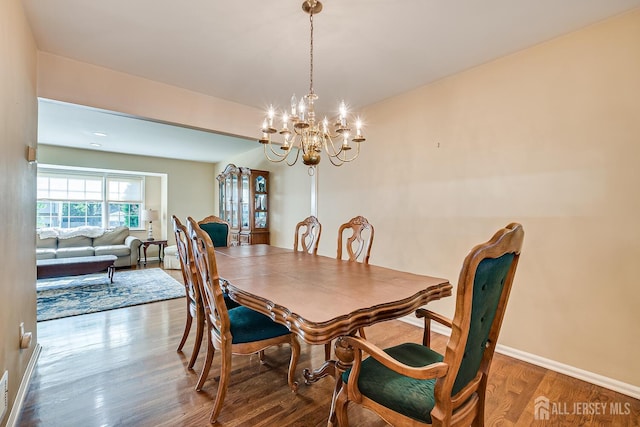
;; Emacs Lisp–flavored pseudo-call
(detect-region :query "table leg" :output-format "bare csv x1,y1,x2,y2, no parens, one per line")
143,245,148,266
303,360,336,384
327,337,355,427
108,265,115,283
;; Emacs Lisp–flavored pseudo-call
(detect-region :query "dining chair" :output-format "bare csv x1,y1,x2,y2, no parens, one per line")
187,217,300,423
294,215,322,255
334,223,524,427
197,215,239,309
172,215,205,370
326,215,375,359
198,215,232,247
173,214,239,370
337,215,374,264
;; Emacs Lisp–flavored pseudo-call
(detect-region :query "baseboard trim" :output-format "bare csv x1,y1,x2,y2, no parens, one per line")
400,315,640,400
7,343,42,427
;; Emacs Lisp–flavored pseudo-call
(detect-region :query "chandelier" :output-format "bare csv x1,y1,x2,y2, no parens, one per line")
259,0,365,167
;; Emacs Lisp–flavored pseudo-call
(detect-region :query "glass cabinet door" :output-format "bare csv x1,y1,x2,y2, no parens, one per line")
254,175,267,229
224,176,233,224
230,174,238,228
241,174,249,229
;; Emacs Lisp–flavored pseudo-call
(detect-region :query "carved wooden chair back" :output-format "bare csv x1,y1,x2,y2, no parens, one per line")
335,223,525,427
187,216,300,423
294,215,322,255
172,215,205,369
337,216,374,264
198,215,232,247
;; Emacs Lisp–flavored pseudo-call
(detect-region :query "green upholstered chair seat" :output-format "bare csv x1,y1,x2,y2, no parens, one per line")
228,306,290,344
223,294,240,310
199,222,229,248
343,342,444,423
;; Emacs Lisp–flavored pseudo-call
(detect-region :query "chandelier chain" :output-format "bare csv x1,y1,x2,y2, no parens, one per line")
309,12,314,95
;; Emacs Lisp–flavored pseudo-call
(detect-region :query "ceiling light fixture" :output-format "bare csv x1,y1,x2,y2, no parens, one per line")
259,0,365,168
90,143,102,147
93,132,107,137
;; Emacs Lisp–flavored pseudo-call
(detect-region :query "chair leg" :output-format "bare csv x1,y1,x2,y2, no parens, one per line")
176,303,192,352
187,307,205,370
258,350,265,363
357,327,366,339
195,332,215,391
287,335,300,392
209,344,232,424
335,386,350,426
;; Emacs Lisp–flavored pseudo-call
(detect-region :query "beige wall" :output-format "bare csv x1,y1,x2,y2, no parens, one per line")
37,145,218,253
0,0,38,425
310,9,639,386
37,52,262,141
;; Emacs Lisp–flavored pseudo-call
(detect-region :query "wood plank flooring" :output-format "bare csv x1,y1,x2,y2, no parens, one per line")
18,263,640,426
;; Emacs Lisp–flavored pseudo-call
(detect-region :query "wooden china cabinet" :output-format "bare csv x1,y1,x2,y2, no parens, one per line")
217,164,270,245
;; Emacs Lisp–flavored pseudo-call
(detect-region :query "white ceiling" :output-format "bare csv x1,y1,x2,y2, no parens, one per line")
24,0,640,162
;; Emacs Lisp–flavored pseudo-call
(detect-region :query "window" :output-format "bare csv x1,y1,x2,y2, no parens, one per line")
37,170,145,230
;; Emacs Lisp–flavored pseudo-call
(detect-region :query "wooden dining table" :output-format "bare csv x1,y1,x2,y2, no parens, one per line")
214,244,452,425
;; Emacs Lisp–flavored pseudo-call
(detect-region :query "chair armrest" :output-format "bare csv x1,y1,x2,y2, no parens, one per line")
415,308,453,347
339,335,448,381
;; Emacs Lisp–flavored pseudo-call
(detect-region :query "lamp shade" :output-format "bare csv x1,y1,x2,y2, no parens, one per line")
141,209,159,222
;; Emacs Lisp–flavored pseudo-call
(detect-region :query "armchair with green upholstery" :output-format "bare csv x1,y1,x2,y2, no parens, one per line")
335,223,524,427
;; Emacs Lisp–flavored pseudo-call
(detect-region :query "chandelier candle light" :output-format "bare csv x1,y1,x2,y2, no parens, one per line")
259,0,365,168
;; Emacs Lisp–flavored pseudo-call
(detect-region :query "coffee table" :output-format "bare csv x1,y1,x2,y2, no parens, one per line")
37,255,117,283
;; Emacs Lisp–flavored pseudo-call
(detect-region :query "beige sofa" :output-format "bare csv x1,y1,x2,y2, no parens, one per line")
36,226,142,268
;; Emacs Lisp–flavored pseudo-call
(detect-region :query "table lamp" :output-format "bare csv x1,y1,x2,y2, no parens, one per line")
141,209,159,241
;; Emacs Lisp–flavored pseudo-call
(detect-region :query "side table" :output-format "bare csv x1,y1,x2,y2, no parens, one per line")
139,239,168,266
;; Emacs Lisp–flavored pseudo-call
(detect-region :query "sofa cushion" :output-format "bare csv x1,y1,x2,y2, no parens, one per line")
56,247,95,258
36,235,58,249
36,248,56,260
95,244,131,257
94,226,129,246
57,235,93,248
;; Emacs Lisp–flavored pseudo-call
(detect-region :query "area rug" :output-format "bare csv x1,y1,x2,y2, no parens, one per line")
37,268,185,322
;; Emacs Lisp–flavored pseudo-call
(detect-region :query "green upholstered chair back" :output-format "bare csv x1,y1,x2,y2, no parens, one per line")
198,215,231,247
451,252,515,395
437,223,524,403
200,222,229,248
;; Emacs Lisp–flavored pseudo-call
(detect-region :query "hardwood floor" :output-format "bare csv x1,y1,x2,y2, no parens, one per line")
19,263,640,426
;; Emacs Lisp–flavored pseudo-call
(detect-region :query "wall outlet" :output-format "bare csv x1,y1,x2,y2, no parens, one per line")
0,370,7,422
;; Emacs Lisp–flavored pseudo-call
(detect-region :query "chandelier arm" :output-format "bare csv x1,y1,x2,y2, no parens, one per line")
322,135,344,158
263,143,294,163
267,141,292,159
338,142,361,163
326,151,348,166
285,146,302,166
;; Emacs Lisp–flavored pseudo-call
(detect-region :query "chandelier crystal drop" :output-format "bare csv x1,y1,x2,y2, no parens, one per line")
259,0,365,167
